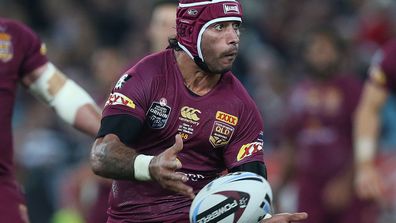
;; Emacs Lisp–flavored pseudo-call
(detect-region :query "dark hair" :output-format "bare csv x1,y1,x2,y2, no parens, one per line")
301,26,345,54
168,37,182,51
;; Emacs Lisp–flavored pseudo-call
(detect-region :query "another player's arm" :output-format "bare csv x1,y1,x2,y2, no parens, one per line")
353,71,388,200
90,115,194,198
21,62,101,137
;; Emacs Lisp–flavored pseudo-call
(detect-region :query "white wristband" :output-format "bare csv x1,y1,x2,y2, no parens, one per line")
134,154,154,181
354,138,376,163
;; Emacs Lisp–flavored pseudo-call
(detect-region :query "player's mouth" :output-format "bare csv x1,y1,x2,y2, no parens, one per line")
223,51,237,61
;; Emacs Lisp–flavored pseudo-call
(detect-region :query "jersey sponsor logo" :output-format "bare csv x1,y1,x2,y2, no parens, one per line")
0,33,13,62
147,101,171,129
178,106,200,138
105,92,136,109
237,142,263,161
216,111,238,126
209,121,234,148
196,191,249,223
223,3,240,14
180,106,201,122
114,73,131,90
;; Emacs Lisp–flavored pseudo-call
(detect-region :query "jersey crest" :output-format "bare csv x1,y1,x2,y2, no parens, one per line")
0,33,13,62
209,121,234,148
147,101,171,129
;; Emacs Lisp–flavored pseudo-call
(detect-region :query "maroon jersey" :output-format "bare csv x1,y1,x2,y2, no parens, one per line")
284,75,379,223
284,75,362,180
0,18,47,222
102,49,264,222
369,39,396,92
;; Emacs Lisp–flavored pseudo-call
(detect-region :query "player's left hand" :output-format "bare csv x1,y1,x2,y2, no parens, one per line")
260,212,308,223
149,134,195,199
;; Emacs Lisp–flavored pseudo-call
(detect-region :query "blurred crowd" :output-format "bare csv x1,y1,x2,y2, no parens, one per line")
2,0,396,222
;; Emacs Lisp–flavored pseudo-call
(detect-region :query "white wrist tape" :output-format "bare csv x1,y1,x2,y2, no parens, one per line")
28,63,96,125
355,138,376,163
28,63,56,103
134,154,154,181
50,80,96,125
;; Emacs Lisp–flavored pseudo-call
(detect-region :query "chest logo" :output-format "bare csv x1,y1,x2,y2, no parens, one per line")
147,101,171,129
216,111,238,126
209,121,234,148
0,33,13,62
180,106,201,122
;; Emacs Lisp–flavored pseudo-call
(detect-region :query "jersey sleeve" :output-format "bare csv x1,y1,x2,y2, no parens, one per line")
102,69,152,122
223,103,265,170
18,22,48,76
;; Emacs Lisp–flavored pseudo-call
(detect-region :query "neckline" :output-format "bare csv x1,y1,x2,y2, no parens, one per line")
171,50,225,101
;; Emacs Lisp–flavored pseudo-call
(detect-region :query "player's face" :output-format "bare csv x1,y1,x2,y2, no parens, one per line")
304,34,340,77
148,4,177,52
201,21,240,74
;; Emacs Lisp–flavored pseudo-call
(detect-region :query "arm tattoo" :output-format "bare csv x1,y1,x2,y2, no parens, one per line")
91,135,138,180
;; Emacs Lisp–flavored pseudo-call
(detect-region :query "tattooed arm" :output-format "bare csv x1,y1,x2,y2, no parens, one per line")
90,134,194,198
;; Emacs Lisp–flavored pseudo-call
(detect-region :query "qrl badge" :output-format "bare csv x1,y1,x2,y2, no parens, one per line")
0,33,13,62
147,101,171,129
209,121,234,148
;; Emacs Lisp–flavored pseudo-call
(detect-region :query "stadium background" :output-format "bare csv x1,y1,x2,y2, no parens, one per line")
2,0,396,222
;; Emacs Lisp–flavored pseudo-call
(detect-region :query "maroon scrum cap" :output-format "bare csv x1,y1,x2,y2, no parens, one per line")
176,0,243,66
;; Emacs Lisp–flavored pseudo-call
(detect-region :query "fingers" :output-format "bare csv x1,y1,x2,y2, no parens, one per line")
161,135,183,169
165,179,195,199
261,212,308,223
288,212,308,221
149,134,195,198
167,134,184,156
355,166,384,201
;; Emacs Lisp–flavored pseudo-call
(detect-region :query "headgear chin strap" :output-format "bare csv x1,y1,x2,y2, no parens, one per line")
176,0,243,72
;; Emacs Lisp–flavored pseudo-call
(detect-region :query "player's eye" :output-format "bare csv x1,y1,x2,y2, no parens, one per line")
213,23,224,31
232,23,240,31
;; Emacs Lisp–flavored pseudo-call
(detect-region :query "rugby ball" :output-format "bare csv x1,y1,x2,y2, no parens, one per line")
189,171,272,223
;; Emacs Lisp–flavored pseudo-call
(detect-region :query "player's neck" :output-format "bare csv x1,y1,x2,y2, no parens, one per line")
175,51,221,96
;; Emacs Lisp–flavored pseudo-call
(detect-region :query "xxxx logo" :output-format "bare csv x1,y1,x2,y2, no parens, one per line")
237,142,263,161
216,111,238,126
105,92,135,109
180,106,201,122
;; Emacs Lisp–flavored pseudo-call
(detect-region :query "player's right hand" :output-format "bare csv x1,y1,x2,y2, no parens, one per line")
149,134,195,199
354,162,384,201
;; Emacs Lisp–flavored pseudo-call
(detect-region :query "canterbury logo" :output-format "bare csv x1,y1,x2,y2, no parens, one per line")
180,106,201,121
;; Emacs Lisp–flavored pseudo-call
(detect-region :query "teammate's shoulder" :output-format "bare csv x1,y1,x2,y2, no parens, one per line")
0,17,34,34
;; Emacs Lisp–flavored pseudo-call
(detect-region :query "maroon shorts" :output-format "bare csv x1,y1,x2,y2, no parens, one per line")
0,177,29,223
